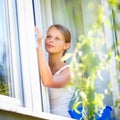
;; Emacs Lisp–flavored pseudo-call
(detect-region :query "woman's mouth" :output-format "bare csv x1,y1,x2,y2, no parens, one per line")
47,44,54,48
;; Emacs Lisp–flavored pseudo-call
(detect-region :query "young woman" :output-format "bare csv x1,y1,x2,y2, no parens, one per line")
35,24,73,118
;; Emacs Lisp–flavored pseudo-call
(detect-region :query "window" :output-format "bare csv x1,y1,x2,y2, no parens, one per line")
37,0,118,117
0,1,118,119
0,0,42,113
0,0,14,97
0,0,23,107
32,0,50,113
111,3,120,94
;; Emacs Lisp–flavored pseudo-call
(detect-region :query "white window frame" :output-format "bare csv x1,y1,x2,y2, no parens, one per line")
0,0,22,107
33,0,52,113
0,0,43,114
16,0,42,112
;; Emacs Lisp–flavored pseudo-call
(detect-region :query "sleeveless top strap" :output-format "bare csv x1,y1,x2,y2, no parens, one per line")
55,65,69,75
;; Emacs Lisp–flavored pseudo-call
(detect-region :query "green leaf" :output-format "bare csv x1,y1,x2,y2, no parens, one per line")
61,53,72,61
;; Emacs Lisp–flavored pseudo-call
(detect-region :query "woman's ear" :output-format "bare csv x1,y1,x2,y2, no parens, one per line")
64,43,71,50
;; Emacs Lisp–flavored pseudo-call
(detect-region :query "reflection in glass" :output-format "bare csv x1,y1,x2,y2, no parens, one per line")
0,0,13,96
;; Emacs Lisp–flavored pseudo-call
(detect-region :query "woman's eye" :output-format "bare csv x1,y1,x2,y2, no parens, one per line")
55,37,60,41
47,35,51,39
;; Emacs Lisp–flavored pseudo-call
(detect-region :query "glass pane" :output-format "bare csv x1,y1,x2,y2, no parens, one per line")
114,9,120,91
0,0,14,96
115,10,120,41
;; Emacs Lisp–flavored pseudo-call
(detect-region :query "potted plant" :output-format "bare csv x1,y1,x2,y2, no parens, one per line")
62,5,114,120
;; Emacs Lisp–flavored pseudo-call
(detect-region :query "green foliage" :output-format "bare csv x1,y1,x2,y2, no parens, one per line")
109,0,120,11
0,81,8,95
63,24,108,119
68,30,106,119
0,65,8,96
62,3,119,119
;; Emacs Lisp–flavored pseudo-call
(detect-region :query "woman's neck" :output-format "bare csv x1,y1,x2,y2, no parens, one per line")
48,54,66,74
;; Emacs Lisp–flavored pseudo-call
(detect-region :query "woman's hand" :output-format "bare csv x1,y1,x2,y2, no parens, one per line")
34,26,43,47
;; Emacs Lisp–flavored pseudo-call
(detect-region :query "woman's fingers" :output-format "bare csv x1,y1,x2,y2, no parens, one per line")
34,26,43,46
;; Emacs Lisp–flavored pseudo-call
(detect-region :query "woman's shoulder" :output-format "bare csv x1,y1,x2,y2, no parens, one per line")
55,65,69,75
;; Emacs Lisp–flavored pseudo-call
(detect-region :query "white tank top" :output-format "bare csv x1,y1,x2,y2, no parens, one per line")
49,65,74,118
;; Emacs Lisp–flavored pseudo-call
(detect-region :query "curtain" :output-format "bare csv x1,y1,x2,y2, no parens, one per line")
51,0,84,51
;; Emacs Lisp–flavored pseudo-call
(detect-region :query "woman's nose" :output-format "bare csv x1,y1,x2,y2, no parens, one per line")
49,37,54,42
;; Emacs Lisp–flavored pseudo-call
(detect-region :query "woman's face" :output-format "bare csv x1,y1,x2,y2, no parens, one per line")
45,26,67,55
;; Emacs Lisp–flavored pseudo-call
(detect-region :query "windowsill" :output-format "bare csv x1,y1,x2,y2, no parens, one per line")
0,99,73,120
